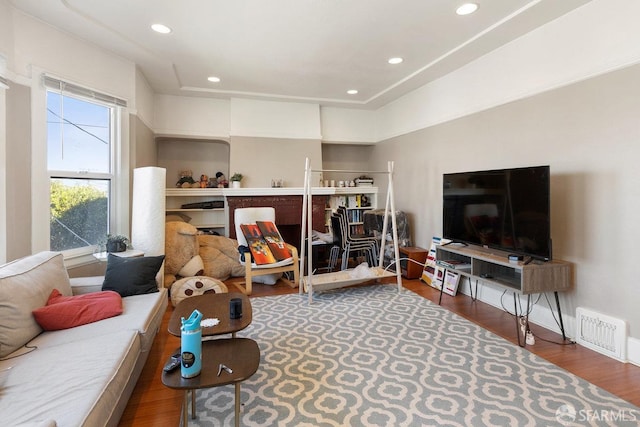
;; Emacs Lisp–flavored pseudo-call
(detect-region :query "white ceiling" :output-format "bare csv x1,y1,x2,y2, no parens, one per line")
10,0,590,109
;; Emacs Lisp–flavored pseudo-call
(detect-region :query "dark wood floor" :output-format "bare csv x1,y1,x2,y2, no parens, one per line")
119,277,640,426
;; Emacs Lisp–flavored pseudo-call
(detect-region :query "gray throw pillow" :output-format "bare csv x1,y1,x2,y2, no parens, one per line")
102,254,164,297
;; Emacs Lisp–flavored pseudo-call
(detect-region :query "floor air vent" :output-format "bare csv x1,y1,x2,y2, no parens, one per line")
576,307,627,362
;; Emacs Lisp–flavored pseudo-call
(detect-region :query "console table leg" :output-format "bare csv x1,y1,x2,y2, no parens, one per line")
554,291,567,341
438,270,445,305
469,278,478,302
514,293,524,347
525,294,531,346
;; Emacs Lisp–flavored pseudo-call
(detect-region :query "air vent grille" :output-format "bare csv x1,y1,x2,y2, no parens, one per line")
576,307,627,362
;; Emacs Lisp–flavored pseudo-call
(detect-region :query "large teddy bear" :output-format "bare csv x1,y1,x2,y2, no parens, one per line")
164,221,245,287
164,221,203,287
198,234,246,279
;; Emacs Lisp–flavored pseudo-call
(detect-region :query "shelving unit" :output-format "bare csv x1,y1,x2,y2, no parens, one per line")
324,188,378,235
301,159,402,303
165,188,227,235
435,243,572,345
435,244,570,294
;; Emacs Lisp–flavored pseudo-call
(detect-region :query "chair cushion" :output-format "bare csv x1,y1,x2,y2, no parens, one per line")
32,289,123,331
234,207,275,247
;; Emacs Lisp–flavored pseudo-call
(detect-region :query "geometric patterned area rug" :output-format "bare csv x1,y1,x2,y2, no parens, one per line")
190,284,639,426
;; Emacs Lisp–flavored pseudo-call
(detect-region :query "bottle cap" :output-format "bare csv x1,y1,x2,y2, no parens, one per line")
181,309,203,332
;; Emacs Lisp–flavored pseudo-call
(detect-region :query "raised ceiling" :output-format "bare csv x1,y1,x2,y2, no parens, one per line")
10,0,590,108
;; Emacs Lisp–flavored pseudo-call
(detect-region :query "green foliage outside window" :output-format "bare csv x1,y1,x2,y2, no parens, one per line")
50,180,108,251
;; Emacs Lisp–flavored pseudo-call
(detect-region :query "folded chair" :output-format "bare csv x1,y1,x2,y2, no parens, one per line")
336,207,379,266
331,212,377,270
234,207,299,295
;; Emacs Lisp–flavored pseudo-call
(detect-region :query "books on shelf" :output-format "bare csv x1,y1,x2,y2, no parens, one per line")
334,195,371,209
436,259,472,270
355,178,374,186
421,236,445,290
421,236,467,293
442,270,461,296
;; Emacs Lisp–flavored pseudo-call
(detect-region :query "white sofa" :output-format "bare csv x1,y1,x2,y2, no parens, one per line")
0,251,168,427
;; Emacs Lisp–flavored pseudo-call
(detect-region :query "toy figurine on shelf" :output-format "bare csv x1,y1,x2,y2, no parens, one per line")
176,170,196,188
199,174,208,188
215,172,228,188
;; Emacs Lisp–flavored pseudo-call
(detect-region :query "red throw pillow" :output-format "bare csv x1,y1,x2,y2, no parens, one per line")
32,289,123,331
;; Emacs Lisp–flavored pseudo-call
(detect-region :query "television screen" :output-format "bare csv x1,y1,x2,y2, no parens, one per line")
442,165,551,260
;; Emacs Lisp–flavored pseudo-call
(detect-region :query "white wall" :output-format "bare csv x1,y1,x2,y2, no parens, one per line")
12,10,134,102
7,10,138,254
0,86,5,263
134,68,155,130
321,144,374,184
371,64,640,363
158,139,230,188
230,98,321,140
320,107,377,143
375,0,640,142
0,1,14,70
154,94,230,138
229,136,322,188
5,82,31,261
358,0,640,363
1,1,14,263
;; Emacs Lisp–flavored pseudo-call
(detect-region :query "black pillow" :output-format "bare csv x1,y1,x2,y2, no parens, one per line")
102,254,164,297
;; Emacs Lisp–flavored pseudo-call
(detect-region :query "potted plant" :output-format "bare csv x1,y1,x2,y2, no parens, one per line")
105,234,130,253
230,173,243,188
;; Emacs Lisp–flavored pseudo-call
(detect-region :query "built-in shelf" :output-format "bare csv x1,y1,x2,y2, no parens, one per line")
166,187,379,239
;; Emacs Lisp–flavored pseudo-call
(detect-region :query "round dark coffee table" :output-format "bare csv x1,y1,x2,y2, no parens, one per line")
168,292,252,338
162,338,260,427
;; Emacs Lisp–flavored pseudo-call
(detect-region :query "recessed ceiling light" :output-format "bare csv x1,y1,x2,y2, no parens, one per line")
456,3,478,15
207,76,221,83
347,89,358,95
388,57,403,65
151,23,172,34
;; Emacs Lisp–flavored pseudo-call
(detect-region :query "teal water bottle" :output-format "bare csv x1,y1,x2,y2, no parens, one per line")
180,309,203,378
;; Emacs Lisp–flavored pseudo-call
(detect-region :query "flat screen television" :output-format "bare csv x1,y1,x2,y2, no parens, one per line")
442,165,551,261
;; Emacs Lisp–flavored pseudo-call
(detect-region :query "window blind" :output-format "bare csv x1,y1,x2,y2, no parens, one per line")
43,75,127,107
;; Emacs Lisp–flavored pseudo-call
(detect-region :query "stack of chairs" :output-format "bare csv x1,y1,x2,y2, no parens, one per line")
327,207,379,270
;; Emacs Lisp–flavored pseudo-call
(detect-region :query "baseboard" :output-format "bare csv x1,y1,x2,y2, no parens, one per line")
457,279,640,365
627,336,640,367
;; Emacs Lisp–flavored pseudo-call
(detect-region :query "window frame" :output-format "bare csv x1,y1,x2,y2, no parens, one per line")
40,76,128,261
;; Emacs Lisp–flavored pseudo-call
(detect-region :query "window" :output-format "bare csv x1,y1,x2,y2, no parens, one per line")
46,80,121,252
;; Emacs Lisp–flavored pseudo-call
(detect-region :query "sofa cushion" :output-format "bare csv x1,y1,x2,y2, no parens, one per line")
27,288,168,354
102,254,164,297
69,275,104,295
0,330,139,427
32,289,123,331
0,252,72,357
